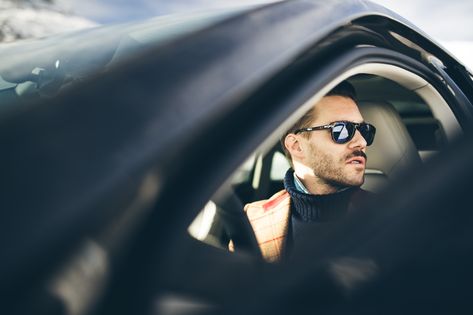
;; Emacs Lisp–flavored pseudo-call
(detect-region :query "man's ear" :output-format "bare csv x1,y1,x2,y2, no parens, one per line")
284,134,304,158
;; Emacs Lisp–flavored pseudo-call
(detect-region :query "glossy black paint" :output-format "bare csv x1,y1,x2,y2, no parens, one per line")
1,0,472,314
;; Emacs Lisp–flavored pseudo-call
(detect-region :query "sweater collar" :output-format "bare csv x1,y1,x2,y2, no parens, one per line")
284,169,358,222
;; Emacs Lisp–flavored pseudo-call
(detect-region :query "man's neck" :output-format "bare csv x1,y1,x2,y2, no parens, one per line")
294,172,341,195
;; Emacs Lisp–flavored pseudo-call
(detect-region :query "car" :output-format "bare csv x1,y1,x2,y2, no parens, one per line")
1,0,473,314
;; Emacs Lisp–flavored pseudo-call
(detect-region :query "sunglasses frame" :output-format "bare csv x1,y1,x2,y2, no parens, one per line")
294,121,376,145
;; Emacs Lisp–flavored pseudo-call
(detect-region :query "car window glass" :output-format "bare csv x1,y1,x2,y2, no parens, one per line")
188,156,256,250
231,155,255,185
188,200,220,246
270,151,290,181
0,5,259,110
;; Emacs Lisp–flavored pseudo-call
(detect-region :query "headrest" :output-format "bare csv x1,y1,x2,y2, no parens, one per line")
359,101,422,179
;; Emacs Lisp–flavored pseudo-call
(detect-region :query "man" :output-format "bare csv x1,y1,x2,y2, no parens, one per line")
244,81,376,262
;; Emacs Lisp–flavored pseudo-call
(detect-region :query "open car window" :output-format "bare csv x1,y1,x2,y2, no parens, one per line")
188,71,462,255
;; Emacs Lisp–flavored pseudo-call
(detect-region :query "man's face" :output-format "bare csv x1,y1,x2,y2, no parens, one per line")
299,95,367,189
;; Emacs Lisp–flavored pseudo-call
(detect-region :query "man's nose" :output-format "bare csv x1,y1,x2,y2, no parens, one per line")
349,129,367,149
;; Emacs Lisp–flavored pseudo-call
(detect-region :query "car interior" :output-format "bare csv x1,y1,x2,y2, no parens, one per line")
188,67,462,254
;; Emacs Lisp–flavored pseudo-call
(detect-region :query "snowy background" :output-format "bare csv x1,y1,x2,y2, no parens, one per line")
0,0,95,42
0,0,472,69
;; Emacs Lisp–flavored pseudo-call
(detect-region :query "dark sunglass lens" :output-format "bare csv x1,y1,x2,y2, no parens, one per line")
332,122,353,144
360,123,376,145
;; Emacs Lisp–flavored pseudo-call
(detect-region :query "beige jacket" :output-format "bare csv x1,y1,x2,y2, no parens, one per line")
244,190,292,262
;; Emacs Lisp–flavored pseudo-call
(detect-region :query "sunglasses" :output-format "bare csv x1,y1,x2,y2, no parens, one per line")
295,121,376,145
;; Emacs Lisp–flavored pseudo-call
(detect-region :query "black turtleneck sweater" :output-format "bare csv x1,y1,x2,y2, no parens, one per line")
283,169,370,258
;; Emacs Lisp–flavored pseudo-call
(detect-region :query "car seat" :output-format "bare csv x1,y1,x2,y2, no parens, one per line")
359,101,422,192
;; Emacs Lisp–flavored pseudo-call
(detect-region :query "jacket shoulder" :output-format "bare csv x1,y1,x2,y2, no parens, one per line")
244,190,290,220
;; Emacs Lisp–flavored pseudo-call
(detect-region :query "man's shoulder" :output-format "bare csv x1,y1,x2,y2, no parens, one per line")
244,190,291,218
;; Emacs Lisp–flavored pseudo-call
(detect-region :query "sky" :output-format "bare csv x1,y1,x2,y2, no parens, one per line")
373,0,473,68
374,0,473,42
55,0,473,68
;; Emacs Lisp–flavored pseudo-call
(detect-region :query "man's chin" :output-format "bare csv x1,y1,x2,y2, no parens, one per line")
349,177,365,187
339,176,364,188
325,177,363,190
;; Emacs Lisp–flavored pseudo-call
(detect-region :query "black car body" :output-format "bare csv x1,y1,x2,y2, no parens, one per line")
1,0,473,314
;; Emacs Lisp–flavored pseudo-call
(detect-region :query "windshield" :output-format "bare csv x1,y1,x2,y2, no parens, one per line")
0,6,258,109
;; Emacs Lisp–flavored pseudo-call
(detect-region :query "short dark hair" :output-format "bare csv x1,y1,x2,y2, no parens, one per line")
280,81,357,165
325,80,357,100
